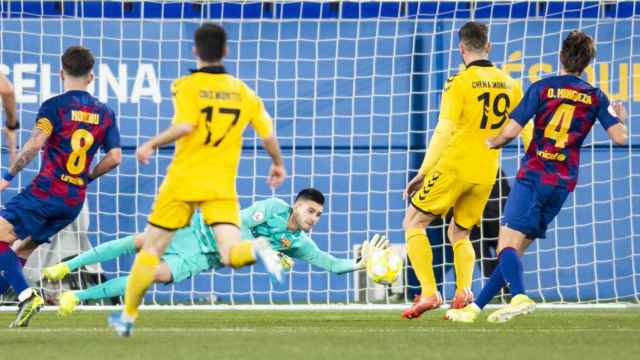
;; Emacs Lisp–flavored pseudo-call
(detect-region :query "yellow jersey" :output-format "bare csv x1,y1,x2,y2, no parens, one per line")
433,60,522,185
165,65,273,201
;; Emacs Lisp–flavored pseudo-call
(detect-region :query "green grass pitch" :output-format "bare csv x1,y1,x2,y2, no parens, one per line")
0,310,638,360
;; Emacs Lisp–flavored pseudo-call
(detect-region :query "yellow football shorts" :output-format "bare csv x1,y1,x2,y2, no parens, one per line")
148,182,240,230
410,169,493,229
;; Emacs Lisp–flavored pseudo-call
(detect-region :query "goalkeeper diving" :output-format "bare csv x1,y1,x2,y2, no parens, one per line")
43,188,388,315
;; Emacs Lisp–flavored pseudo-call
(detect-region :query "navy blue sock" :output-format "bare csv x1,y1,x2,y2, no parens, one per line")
498,247,525,296
0,242,29,295
474,265,507,309
0,257,25,295
0,276,10,295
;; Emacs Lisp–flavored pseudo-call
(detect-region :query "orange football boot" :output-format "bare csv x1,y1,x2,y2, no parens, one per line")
401,292,443,319
450,288,474,309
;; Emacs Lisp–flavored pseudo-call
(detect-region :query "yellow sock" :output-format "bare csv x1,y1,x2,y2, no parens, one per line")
123,250,160,319
405,228,437,297
453,238,475,291
229,240,256,268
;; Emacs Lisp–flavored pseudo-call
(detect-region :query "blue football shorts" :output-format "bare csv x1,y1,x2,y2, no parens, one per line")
502,178,571,240
0,189,83,244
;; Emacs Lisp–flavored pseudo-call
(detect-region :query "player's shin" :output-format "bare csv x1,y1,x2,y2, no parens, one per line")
226,238,283,282
453,237,475,291
123,250,159,320
0,257,25,294
474,265,507,309
211,224,254,267
0,242,29,297
229,240,256,268
77,276,128,301
405,228,437,296
0,276,9,295
498,247,525,296
66,235,137,271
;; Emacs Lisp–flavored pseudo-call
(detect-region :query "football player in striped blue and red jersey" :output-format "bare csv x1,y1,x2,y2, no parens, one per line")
446,31,628,323
0,46,121,328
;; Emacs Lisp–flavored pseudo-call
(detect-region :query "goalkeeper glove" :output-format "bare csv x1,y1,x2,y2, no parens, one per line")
278,253,295,271
355,234,390,270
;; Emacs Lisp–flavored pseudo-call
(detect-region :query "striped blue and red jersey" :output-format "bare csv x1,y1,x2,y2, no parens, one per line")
509,75,621,191
30,90,120,206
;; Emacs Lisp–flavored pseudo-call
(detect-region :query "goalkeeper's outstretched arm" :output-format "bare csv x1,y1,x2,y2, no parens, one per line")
284,234,388,275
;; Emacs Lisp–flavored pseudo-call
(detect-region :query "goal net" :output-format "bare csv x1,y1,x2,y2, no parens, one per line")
0,1,637,306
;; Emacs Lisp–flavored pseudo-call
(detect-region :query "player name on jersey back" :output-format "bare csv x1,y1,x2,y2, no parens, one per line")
546,88,592,104
471,80,511,89
71,110,101,125
198,90,241,101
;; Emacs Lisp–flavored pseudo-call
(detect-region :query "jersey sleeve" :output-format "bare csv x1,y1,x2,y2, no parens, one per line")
418,117,453,175
511,80,524,111
171,78,200,126
519,120,534,150
283,235,356,274
438,75,464,125
101,109,121,152
418,75,462,175
245,85,273,139
509,82,540,126
35,100,56,136
595,89,621,130
510,82,534,148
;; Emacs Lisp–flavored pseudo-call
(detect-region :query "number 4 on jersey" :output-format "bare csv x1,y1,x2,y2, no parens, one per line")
544,104,575,148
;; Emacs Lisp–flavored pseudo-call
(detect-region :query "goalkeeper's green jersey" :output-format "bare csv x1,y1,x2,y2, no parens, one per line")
189,198,357,274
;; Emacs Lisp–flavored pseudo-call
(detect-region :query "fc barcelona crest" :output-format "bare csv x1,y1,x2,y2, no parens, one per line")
280,237,292,249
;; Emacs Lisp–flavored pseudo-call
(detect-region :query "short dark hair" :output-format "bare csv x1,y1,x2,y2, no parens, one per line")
295,188,325,206
459,21,489,52
194,23,227,62
61,46,95,77
560,31,595,75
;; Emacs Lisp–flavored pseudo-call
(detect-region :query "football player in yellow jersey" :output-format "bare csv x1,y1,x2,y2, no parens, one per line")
401,22,523,319
109,23,286,336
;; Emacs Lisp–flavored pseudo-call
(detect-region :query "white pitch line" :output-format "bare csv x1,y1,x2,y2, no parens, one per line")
0,327,636,334
0,303,638,312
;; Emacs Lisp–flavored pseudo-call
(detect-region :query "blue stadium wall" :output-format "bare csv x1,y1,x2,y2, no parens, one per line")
0,2,638,303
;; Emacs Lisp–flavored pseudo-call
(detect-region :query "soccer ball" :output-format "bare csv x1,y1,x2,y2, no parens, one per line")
366,249,402,285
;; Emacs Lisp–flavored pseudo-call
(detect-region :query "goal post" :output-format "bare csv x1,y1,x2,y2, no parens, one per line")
0,1,636,307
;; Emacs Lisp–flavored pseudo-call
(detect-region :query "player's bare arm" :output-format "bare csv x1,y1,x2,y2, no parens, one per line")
9,126,49,175
0,73,18,163
136,123,194,164
88,147,122,182
261,134,286,188
403,173,424,200
0,126,49,192
487,119,523,149
607,101,628,145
